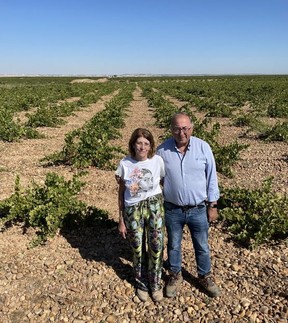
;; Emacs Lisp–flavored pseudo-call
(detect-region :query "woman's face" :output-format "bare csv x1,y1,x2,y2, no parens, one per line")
134,136,150,161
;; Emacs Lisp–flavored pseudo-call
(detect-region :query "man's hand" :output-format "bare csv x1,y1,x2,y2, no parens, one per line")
207,207,218,222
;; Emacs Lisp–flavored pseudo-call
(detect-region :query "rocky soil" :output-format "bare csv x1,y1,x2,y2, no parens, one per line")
0,86,287,323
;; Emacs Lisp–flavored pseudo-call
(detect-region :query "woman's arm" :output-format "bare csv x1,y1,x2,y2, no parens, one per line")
117,176,127,239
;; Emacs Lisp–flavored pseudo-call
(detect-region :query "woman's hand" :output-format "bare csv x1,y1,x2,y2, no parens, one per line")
118,219,127,239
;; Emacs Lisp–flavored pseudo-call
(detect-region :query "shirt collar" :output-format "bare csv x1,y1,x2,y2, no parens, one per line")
173,137,191,152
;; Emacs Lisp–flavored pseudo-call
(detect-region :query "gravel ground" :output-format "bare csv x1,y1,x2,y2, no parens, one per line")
0,85,287,322
0,223,287,323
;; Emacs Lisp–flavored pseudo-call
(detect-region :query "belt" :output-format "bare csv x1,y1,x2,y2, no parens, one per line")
165,201,206,211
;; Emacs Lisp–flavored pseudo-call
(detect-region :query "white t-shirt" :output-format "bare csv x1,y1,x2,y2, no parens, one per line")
115,155,165,207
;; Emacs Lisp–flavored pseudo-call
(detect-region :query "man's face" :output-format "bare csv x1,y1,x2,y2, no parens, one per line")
171,115,193,147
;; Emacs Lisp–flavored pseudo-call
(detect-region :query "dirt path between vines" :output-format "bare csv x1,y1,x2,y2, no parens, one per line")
0,86,287,323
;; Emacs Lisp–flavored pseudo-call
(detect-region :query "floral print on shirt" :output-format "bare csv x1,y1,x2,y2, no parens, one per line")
127,167,153,197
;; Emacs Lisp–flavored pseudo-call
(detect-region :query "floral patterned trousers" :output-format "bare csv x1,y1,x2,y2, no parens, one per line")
124,193,165,292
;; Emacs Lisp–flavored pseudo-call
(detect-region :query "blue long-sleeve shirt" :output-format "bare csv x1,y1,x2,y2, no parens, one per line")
157,136,220,206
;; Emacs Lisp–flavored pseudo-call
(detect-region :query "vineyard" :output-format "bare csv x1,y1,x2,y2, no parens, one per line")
0,75,287,322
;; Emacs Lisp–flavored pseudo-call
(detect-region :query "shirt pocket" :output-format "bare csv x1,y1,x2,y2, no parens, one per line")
192,156,207,171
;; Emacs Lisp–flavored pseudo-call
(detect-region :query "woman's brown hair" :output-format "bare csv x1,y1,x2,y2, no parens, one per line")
128,128,155,158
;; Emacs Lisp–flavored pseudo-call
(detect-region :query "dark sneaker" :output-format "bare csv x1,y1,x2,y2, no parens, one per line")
166,272,183,298
198,274,221,297
136,288,148,302
151,288,163,302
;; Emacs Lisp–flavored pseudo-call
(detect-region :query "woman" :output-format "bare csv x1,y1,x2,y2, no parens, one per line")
115,128,165,302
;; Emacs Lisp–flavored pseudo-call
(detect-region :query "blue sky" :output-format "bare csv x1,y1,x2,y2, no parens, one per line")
0,0,287,75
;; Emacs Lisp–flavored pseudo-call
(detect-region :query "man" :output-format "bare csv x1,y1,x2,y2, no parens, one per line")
157,112,221,298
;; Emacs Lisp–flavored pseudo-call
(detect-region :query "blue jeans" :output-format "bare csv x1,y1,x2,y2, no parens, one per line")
164,201,211,277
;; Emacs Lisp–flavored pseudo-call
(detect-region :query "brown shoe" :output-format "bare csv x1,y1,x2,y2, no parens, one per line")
198,274,221,297
152,288,163,302
136,288,148,302
165,271,183,298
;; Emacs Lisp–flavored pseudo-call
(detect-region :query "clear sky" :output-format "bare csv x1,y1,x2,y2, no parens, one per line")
1,0,288,76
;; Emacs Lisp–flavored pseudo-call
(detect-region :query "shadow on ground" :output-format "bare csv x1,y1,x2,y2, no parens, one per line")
61,221,135,286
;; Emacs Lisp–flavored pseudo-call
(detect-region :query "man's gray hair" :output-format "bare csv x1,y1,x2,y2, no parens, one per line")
171,112,194,127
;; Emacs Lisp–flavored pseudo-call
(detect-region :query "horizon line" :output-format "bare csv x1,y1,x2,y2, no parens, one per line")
1,73,288,77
